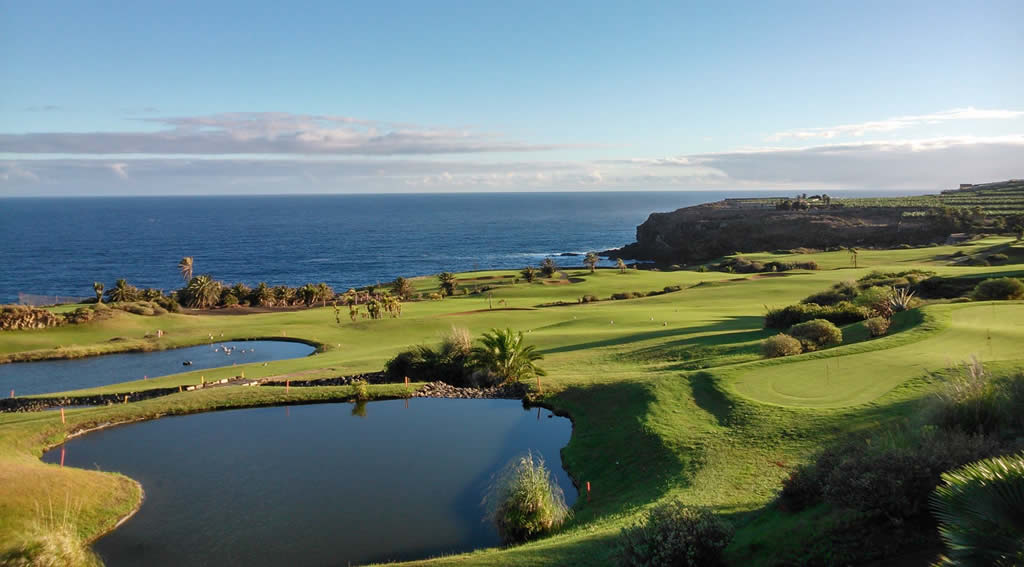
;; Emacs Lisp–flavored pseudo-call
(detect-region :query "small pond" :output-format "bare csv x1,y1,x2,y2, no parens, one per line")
43,398,575,566
0,340,315,396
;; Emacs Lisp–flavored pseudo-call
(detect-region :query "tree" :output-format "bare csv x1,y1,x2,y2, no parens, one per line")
230,283,251,304
178,256,194,283
93,282,104,304
540,257,557,277
105,278,138,303
391,276,415,300
252,282,273,307
438,272,457,296
183,275,222,309
521,266,537,283
273,285,295,306
847,247,858,269
616,258,627,274
583,252,599,273
298,283,319,307
470,328,546,384
316,282,334,306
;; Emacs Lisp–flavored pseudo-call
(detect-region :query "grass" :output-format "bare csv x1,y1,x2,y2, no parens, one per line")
1,246,1023,566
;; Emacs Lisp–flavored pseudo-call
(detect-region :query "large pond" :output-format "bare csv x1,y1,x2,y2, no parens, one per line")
43,399,575,566
0,340,316,396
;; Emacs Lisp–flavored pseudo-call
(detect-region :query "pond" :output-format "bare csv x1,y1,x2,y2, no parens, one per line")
0,340,316,396
43,398,575,566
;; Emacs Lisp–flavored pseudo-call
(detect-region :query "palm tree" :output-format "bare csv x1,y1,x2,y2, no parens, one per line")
540,258,557,278
438,272,457,296
470,328,546,384
178,257,194,283
392,277,415,300
298,283,319,307
184,275,221,309
316,282,334,306
274,286,296,306
253,282,273,307
583,252,599,273
930,453,1024,565
521,266,537,283
616,258,627,274
847,247,858,268
106,279,138,303
93,282,104,304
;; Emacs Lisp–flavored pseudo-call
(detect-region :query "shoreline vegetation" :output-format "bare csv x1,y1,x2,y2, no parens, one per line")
2,184,1024,566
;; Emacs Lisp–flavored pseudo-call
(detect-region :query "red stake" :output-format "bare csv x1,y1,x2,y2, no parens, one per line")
60,407,65,424
60,446,65,467
586,481,591,501
286,379,290,393
9,389,13,399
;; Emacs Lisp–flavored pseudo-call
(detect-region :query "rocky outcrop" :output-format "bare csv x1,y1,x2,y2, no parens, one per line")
610,201,949,265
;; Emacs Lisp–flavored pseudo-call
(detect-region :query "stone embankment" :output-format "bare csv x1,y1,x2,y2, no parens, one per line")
411,381,526,399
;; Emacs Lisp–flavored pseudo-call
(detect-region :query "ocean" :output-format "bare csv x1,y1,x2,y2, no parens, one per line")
0,190,919,303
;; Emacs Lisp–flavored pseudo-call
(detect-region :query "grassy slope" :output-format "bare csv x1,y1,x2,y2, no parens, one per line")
1,238,1023,565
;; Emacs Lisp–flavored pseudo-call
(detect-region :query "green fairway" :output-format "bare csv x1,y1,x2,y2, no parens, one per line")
731,302,1024,407
1,249,1023,566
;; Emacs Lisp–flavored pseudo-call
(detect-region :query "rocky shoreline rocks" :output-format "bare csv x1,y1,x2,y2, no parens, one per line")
411,381,526,399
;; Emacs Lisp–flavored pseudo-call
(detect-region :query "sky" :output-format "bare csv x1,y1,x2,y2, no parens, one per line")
1,0,1022,196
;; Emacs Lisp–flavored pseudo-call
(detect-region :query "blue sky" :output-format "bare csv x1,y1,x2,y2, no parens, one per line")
1,0,1022,195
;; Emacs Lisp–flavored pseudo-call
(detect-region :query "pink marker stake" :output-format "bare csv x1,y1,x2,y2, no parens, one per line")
60,407,65,424
586,481,591,502
60,446,65,467
286,379,290,393
9,389,13,399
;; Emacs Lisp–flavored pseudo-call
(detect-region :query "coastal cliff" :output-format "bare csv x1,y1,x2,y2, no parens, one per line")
610,200,948,265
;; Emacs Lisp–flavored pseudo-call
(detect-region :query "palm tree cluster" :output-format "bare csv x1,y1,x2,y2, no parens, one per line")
583,252,600,273
438,272,458,296
384,327,545,388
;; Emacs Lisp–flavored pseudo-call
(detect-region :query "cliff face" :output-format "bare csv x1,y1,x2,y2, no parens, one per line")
612,201,949,264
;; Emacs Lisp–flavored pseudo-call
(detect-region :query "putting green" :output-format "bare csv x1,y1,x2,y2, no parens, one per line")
731,302,1024,408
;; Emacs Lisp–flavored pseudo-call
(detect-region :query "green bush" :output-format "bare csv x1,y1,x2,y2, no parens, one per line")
761,333,803,358
821,429,1000,522
971,277,1024,300
617,500,733,567
764,301,868,329
930,453,1024,566
787,319,842,351
611,291,644,300
864,316,891,337
802,281,858,306
580,294,599,303
928,364,1024,435
383,328,479,387
778,464,823,512
485,453,569,544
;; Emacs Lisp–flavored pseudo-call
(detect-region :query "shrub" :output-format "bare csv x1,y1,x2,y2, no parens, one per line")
779,464,824,512
617,500,733,567
864,316,891,337
928,362,1024,435
761,333,803,358
663,285,682,293
971,277,1024,300
764,301,868,329
821,429,1000,522
0,305,66,331
787,319,842,351
485,453,569,544
580,294,599,303
384,343,473,386
930,453,1024,566
802,281,858,306
611,291,644,300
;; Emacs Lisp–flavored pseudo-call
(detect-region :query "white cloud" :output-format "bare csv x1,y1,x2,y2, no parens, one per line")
0,112,579,156
767,107,1024,142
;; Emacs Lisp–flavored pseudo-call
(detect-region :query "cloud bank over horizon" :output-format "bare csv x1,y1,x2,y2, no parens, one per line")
2,109,1022,196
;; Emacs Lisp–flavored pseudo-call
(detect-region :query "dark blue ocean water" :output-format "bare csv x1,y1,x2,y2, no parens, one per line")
0,191,918,303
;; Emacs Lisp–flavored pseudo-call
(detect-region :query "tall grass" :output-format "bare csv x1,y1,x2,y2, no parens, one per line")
483,452,569,544
0,495,101,567
928,358,1024,435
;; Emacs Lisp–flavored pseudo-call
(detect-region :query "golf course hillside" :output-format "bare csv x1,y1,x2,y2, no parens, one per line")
1,236,1023,566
